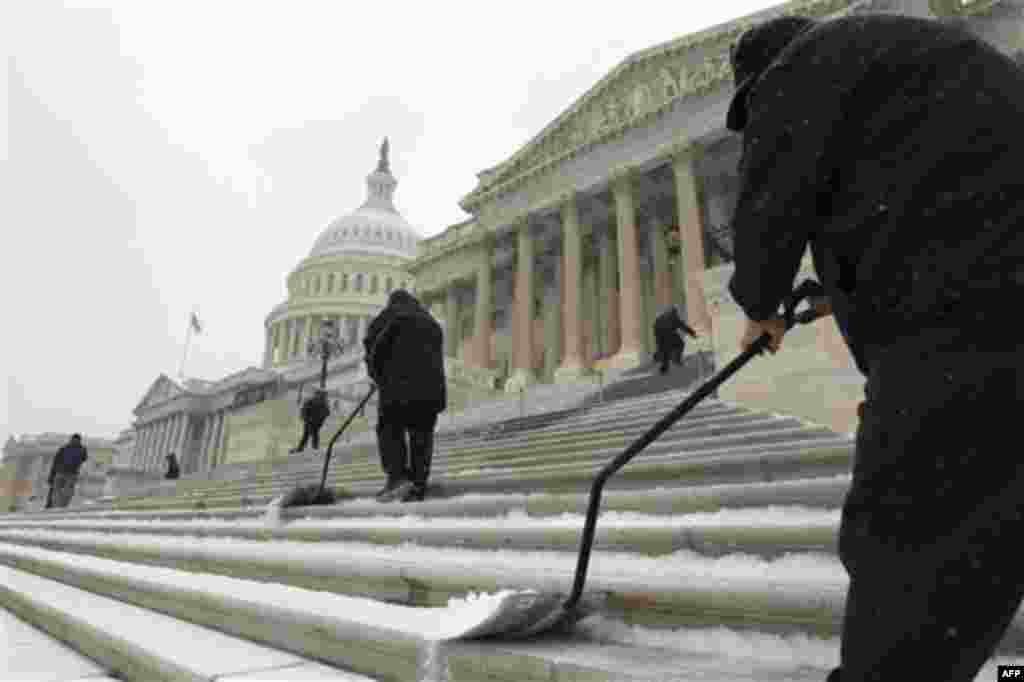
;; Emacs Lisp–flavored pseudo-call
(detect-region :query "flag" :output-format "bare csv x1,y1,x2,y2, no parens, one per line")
189,312,203,335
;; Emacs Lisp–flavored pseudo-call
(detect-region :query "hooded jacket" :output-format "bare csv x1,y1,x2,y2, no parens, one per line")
726,14,1024,373
49,438,88,481
364,290,447,412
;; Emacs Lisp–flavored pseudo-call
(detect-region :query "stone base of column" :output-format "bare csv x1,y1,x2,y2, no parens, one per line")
605,348,645,372
503,368,537,393
553,361,593,384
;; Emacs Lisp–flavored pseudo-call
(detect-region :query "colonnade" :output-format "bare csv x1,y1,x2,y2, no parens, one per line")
418,143,715,389
132,409,228,475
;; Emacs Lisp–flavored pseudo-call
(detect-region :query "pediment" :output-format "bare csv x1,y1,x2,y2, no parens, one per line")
133,374,184,414
461,0,861,209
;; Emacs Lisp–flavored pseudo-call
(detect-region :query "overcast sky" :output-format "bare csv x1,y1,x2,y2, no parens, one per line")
2,0,781,445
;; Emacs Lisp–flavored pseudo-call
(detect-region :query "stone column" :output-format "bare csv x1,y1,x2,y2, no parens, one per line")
555,193,586,382
281,320,292,362
357,316,368,345
597,227,620,359
608,166,644,369
262,325,273,368
135,426,149,470
651,218,673,311
473,240,494,369
542,242,563,383
671,143,712,333
174,415,189,466
507,218,536,391
445,284,458,358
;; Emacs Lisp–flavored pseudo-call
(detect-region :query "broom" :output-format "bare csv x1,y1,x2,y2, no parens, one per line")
278,384,377,509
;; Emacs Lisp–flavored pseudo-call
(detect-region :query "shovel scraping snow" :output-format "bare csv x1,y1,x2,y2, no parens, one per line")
450,280,828,641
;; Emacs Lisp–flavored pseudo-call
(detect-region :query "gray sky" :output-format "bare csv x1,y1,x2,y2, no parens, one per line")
2,0,779,444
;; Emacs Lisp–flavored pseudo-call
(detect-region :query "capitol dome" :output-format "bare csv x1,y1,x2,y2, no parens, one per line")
309,138,421,259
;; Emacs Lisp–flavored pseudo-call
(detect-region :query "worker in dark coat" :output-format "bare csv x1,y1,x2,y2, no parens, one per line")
164,452,181,480
652,305,698,374
364,289,447,503
290,389,330,453
46,433,88,508
725,14,1024,681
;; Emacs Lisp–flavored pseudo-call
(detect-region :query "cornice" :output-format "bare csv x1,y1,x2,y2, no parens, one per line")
459,0,860,214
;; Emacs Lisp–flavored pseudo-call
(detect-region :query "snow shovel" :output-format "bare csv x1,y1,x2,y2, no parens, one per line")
278,384,377,509
457,279,828,640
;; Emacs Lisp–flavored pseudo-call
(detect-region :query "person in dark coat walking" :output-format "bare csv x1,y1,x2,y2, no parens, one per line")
652,305,698,375
164,452,181,480
290,389,331,453
46,433,88,508
725,14,1024,681
364,289,447,503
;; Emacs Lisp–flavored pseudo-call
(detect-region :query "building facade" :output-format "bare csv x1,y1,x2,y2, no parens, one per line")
409,0,1024,428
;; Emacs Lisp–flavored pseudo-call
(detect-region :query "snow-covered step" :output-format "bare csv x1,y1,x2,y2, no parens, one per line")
0,523,852,637
0,563,377,682
2,606,115,682
28,476,852,525
0,542,835,681
0,506,841,559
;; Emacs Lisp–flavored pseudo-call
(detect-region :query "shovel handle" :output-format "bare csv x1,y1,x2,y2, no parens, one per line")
317,384,378,497
563,280,828,611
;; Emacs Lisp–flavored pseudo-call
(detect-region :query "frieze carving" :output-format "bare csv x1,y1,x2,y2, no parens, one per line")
461,0,858,212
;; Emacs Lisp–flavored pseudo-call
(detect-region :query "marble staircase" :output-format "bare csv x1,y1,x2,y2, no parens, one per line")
1,368,1019,680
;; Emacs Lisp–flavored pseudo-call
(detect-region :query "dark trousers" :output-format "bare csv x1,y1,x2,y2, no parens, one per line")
654,335,684,373
831,337,1024,681
376,402,439,489
296,420,323,451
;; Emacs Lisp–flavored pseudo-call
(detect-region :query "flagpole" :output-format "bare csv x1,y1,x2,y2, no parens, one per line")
179,309,194,380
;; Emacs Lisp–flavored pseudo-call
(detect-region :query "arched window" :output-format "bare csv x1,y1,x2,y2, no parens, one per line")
340,273,348,292
375,228,383,240
370,274,379,294
385,276,393,293
355,273,364,293
327,273,335,293
314,276,321,295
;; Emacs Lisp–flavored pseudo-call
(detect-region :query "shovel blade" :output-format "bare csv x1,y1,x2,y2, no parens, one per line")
449,589,596,641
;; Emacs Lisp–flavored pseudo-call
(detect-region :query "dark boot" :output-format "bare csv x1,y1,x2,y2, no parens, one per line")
408,429,435,491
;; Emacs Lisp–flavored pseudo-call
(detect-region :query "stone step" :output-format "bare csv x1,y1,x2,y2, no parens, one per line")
2,605,115,682
0,526,850,638
99,394,740,508
0,507,841,559
0,542,834,681
112,439,855,511
17,476,853,524
0,561,374,681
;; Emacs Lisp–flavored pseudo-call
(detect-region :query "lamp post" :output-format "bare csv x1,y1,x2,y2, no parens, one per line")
307,319,346,390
